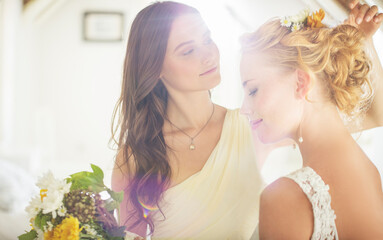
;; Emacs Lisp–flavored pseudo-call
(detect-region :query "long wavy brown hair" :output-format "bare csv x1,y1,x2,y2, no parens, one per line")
111,1,199,234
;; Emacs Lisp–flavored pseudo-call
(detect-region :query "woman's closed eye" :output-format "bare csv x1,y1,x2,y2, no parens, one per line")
249,88,258,96
182,48,194,56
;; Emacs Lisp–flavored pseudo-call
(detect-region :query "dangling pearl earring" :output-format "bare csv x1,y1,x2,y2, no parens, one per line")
297,101,305,144
298,119,303,144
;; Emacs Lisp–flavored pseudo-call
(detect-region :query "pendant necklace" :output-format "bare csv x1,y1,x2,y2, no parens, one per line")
166,104,215,150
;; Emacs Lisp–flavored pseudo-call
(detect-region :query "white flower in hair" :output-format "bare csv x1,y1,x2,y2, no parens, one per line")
280,16,292,27
290,14,303,23
292,22,303,31
299,8,311,21
280,8,325,32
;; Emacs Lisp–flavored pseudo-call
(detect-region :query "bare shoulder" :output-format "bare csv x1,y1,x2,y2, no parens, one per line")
111,147,135,192
326,155,383,239
214,104,227,121
259,177,313,240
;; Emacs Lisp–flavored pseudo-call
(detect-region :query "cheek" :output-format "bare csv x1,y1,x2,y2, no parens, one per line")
262,86,296,119
162,58,199,87
212,44,220,61
256,88,300,142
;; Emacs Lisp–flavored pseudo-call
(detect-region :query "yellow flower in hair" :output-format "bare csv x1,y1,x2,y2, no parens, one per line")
307,9,325,28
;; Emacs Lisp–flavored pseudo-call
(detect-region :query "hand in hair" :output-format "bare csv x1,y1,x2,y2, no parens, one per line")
346,1,383,130
345,0,383,39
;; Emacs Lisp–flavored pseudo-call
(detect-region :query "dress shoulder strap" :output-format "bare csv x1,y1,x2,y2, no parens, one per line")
285,167,338,240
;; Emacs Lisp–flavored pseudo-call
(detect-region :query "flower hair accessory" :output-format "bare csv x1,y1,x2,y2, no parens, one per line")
280,9,325,31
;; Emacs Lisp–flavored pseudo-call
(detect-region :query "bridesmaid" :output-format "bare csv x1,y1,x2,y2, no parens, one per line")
111,2,263,239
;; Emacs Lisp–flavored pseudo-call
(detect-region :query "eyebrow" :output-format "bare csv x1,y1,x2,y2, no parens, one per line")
174,40,194,53
242,79,256,87
173,30,211,53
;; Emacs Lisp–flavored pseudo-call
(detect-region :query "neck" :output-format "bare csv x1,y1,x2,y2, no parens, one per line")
296,103,353,167
166,90,213,130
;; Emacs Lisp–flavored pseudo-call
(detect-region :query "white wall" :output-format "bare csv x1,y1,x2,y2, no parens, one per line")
14,0,152,183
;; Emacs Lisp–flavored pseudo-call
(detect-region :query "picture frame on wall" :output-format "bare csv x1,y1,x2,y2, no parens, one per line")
83,11,124,42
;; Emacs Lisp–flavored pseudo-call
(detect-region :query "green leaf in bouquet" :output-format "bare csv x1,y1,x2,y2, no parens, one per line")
18,230,37,240
104,198,120,212
34,212,44,230
34,212,52,230
68,164,106,192
107,189,124,204
91,164,104,182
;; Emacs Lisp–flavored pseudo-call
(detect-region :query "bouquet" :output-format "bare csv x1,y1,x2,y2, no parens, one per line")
18,164,135,240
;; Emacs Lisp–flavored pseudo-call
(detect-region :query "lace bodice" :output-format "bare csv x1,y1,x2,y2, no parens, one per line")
285,167,338,240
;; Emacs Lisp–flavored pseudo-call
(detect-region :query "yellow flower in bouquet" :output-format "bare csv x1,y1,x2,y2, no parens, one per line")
44,216,82,240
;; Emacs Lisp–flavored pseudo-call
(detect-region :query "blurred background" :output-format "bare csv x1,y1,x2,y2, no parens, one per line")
0,0,382,238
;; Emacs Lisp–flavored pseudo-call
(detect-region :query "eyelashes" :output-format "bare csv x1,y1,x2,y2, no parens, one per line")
182,37,213,56
183,49,194,55
249,88,258,96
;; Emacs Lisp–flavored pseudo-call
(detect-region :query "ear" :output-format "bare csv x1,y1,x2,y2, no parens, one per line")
295,69,311,99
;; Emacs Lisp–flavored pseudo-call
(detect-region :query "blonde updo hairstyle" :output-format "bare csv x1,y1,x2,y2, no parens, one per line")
241,19,373,123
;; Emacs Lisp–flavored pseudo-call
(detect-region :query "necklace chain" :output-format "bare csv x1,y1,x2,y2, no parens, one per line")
166,104,215,150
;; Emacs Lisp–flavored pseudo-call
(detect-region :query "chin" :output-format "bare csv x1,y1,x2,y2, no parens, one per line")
206,74,221,89
257,131,284,145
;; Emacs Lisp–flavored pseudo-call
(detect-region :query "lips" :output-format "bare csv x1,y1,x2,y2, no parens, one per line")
200,66,217,76
250,119,263,130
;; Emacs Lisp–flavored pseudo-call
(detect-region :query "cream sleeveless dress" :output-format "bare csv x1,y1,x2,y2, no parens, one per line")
150,109,264,240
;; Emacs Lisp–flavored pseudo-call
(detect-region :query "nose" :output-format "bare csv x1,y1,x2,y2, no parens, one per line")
240,100,252,117
201,45,217,65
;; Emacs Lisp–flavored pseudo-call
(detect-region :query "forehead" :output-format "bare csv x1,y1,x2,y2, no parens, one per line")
167,14,208,46
240,52,291,86
240,53,267,82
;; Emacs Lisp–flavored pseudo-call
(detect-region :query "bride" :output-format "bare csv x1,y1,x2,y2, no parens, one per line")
241,1,383,239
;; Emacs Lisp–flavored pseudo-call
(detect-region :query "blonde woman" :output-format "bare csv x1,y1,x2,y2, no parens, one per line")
241,2,383,239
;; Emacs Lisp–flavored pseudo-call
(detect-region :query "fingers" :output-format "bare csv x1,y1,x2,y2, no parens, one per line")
373,13,383,24
344,13,357,27
364,5,378,22
350,3,382,25
349,0,359,9
356,4,370,24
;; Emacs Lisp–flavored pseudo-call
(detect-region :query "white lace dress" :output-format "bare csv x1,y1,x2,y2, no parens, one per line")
285,166,339,240
250,166,338,240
